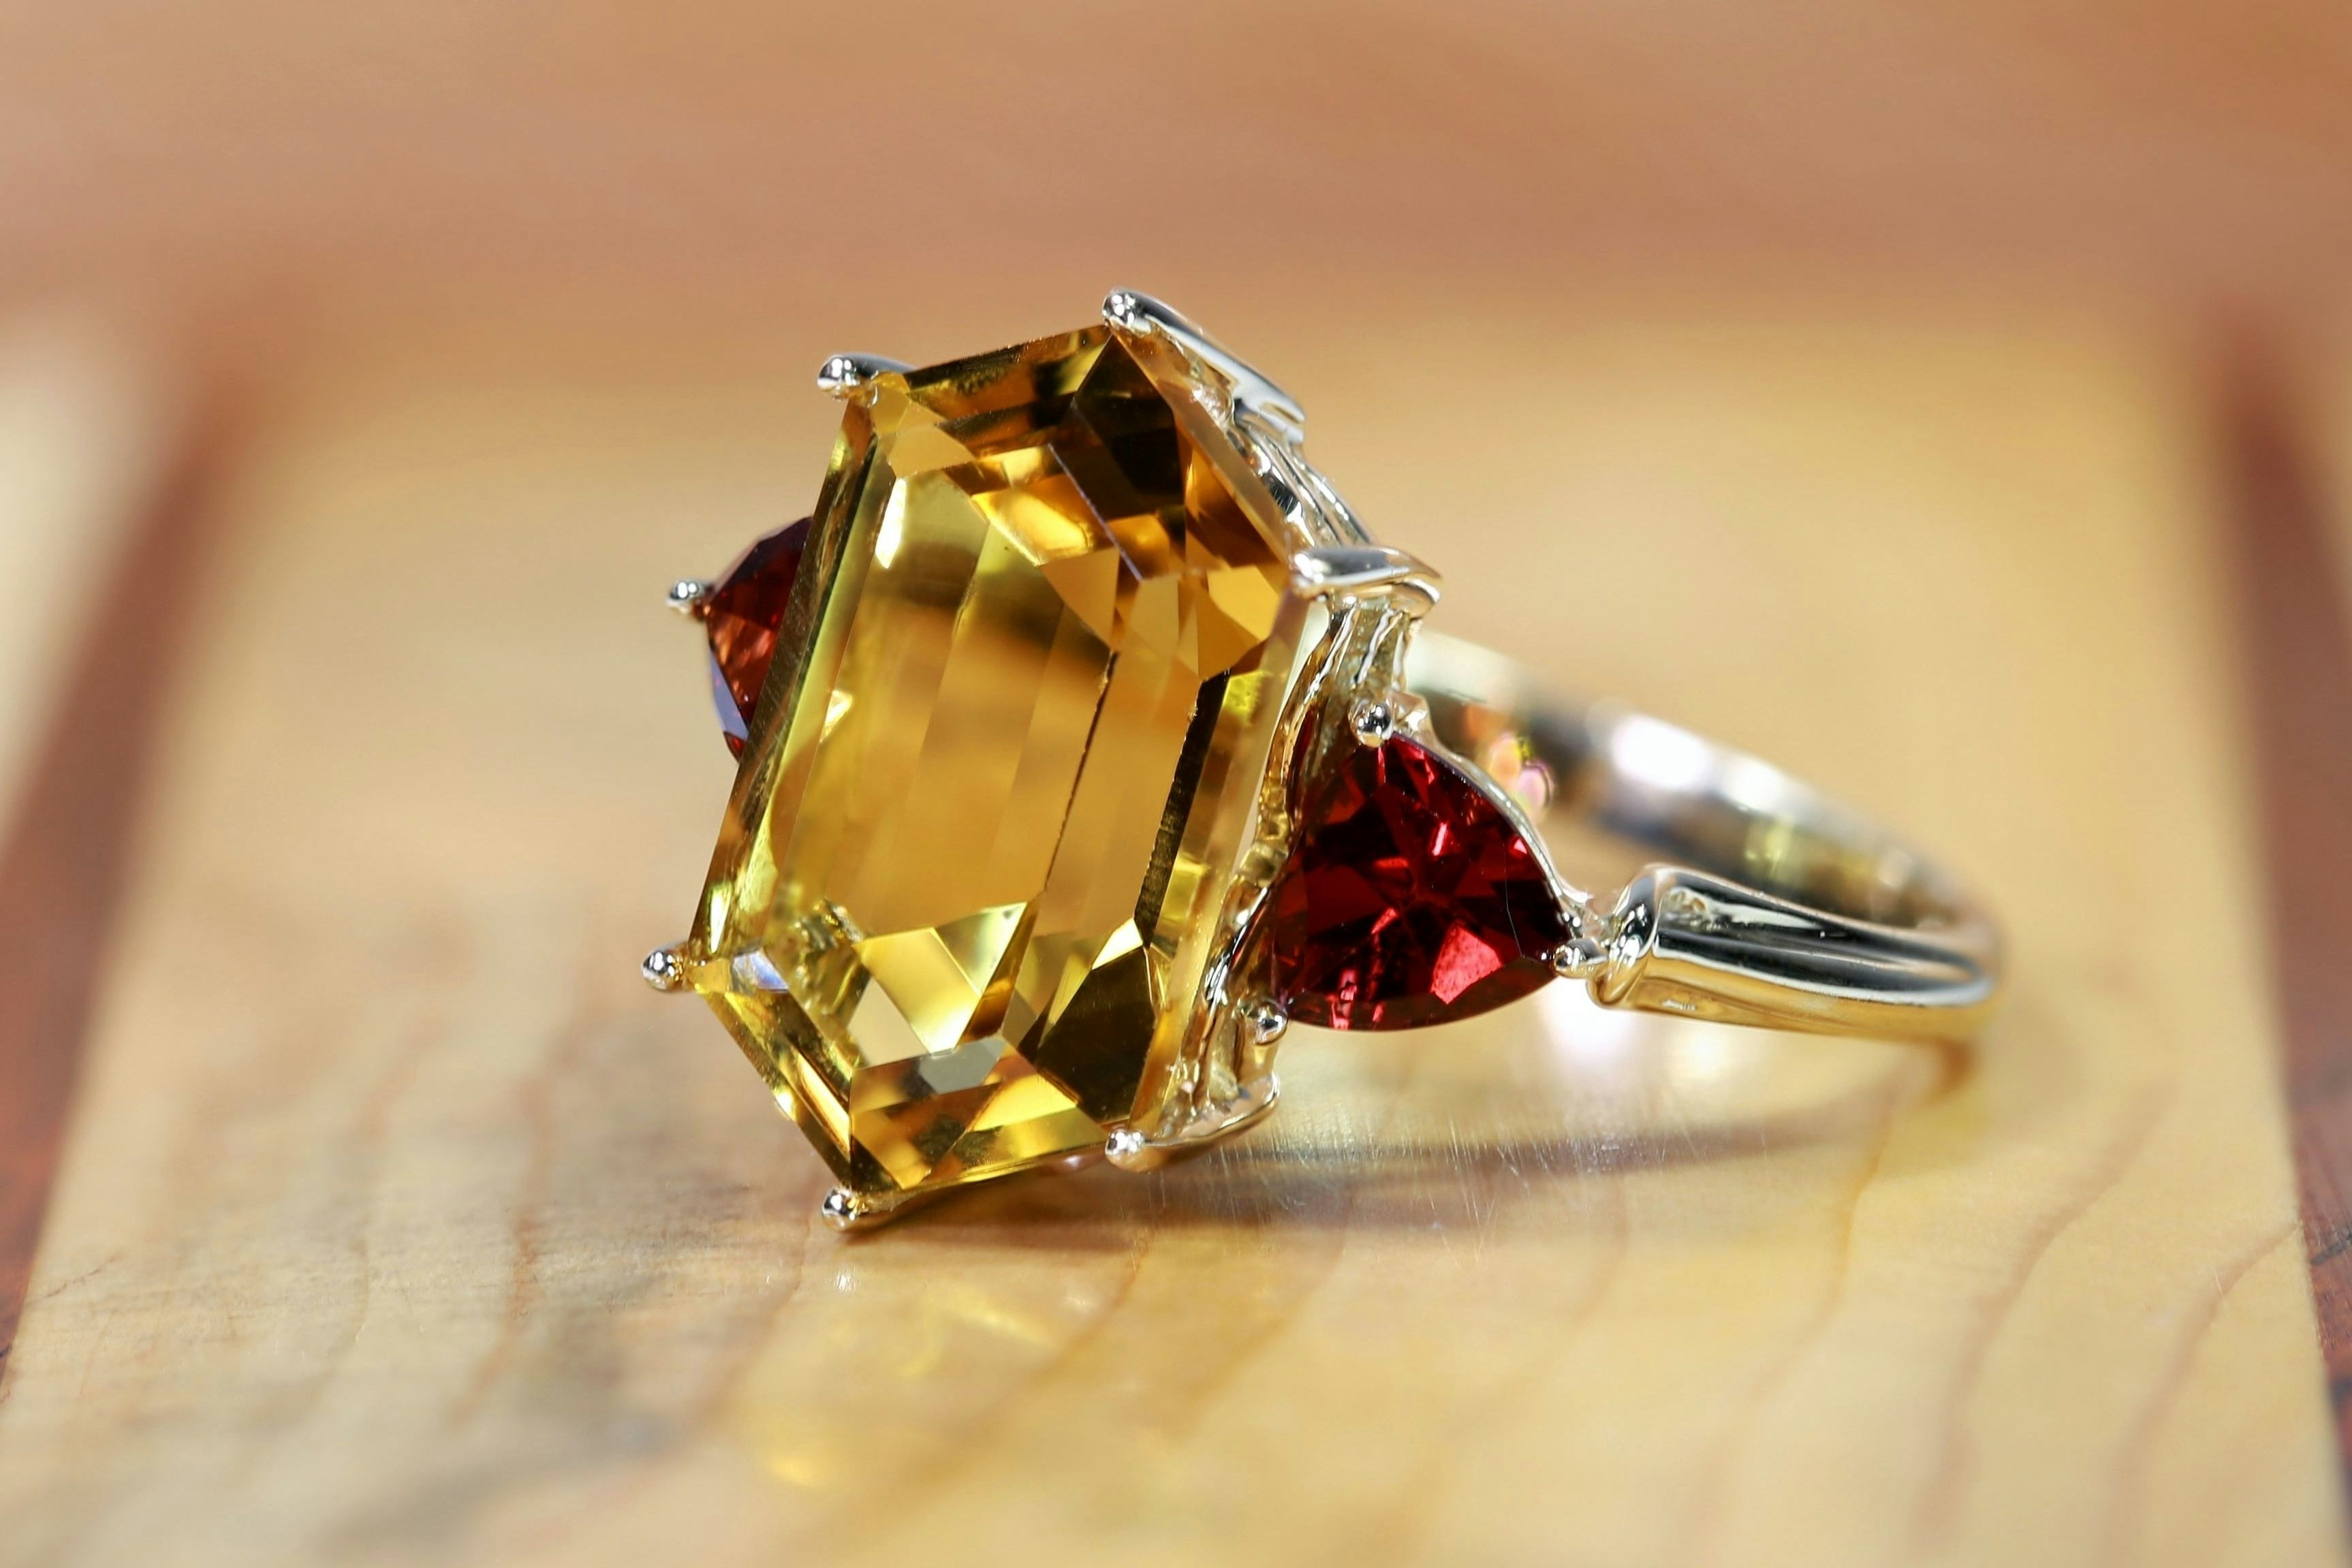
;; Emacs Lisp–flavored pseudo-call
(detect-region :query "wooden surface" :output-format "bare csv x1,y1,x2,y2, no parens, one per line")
0,322,188,1362
0,301,2342,1567
0,317,172,851
2225,338,2352,1461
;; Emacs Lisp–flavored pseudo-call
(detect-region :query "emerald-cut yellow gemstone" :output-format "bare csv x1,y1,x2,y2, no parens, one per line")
687,324,1306,1203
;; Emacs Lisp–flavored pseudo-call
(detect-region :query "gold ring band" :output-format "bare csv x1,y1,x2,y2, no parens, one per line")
1411,629,2001,1041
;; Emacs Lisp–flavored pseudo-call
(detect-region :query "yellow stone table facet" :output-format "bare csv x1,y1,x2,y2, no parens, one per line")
689,326,1304,1206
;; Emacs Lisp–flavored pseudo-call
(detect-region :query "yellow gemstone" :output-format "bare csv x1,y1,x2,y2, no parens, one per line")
686,324,1306,1202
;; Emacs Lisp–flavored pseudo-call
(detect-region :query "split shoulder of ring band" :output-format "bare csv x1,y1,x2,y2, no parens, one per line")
644,291,2003,1232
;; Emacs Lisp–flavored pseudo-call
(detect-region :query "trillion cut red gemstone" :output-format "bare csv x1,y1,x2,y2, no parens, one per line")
704,518,810,755
1268,733,1567,1030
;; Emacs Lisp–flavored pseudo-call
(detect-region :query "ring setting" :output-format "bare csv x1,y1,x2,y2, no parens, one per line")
648,292,2001,1230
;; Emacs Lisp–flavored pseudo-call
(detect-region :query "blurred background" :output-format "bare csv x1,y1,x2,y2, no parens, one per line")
8,1,2352,378
7,5,2352,1565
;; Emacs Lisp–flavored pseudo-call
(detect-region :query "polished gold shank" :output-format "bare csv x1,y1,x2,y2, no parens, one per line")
1407,631,2002,1041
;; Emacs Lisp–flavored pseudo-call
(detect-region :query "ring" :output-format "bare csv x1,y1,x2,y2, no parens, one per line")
644,291,2003,1231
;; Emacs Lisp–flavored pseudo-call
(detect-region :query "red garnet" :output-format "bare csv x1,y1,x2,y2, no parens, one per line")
1268,733,1568,1030
704,518,811,755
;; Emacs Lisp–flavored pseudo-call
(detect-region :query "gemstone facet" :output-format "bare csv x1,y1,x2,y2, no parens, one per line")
687,326,1306,1202
704,518,810,755
1268,732,1568,1030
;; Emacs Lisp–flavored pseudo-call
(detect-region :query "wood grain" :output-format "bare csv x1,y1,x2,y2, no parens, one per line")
0,301,2338,1567
0,326,198,1370
2221,332,2352,1471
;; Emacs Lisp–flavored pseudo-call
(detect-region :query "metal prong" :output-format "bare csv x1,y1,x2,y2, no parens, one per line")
1552,936,1609,980
817,1186,919,1233
1100,289,1166,336
1238,995,1289,1047
1349,697,1398,747
667,578,712,619
816,353,911,399
1107,1073,1282,1171
1101,288,1307,437
642,945,689,992
1292,545,1443,612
